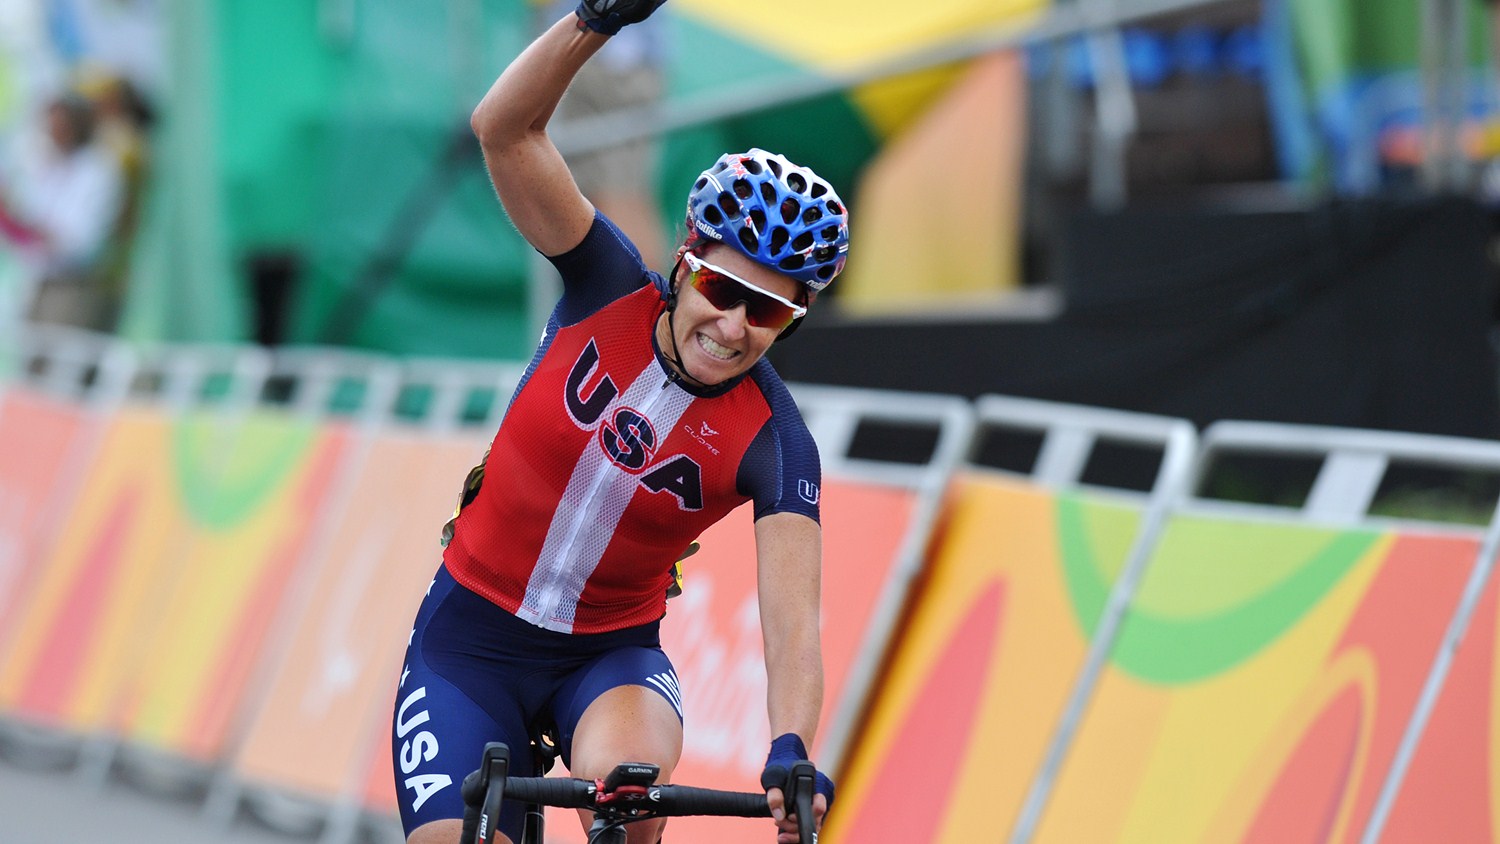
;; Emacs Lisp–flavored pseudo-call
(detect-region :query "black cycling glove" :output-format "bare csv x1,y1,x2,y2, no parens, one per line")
575,0,667,35
760,733,836,810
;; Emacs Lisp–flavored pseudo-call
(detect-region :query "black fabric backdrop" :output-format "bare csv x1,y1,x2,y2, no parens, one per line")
769,198,1500,440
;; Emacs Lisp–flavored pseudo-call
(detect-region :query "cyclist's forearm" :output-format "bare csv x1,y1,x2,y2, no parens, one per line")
755,513,826,747
471,14,603,147
765,629,824,746
470,12,602,255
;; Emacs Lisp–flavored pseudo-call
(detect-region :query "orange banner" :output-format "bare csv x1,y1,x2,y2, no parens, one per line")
0,388,94,655
828,475,1142,843
830,470,1487,843
1380,564,1499,842
0,406,192,732
117,412,352,761
1036,529,1468,843
232,432,490,805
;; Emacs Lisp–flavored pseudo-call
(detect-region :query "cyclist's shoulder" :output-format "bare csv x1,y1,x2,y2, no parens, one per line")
743,361,808,428
551,211,665,324
551,211,658,287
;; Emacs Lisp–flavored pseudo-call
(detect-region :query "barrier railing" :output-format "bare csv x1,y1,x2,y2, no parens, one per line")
828,394,1195,844
9,324,137,405
791,384,977,775
1027,421,1500,844
216,355,518,843
0,335,274,785
1192,422,1500,844
7,334,1500,844
0,328,137,694
993,396,1198,844
108,349,401,799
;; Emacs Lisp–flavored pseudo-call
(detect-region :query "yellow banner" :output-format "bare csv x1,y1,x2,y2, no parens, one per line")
829,474,1141,841
672,0,1047,72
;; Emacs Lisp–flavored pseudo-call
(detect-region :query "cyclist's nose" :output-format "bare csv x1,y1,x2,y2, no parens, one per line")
717,302,750,339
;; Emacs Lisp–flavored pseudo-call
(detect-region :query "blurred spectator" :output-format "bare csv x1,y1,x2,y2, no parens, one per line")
0,91,125,331
540,0,668,266
82,72,155,288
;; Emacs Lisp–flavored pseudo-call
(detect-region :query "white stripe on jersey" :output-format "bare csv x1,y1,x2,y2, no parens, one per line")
516,362,696,632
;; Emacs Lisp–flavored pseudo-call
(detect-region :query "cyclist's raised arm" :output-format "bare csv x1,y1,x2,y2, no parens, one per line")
754,511,831,839
469,8,623,258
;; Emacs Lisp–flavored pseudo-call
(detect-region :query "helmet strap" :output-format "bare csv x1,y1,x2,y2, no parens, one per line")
661,255,712,390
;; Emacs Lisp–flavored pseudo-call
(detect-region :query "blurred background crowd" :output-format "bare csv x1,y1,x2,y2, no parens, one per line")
0,0,157,335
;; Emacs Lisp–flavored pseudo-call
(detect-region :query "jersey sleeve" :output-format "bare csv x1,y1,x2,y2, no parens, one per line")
738,366,822,523
547,210,662,326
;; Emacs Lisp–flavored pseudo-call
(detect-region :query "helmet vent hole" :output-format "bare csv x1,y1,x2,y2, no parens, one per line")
733,179,753,200
739,228,759,253
717,194,741,219
821,225,840,240
827,200,843,215
749,208,767,232
695,177,708,190
743,157,763,175
760,182,777,205
811,182,827,198
780,198,798,224
767,158,783,177
778,255,806,271
802,207,823,225
817,265,835,281
702,205,724,226
812,245,835,263
787,173,807,193
792,232,814,251
770,227,790,253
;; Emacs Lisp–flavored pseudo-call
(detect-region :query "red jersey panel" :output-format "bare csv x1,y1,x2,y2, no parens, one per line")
445,285,777,632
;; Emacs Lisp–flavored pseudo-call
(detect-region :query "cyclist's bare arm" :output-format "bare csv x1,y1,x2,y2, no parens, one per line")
470,13,602,257
756,513,824,750
754,512,829,835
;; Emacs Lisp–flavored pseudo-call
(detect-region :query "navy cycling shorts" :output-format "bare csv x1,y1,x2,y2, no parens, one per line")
391,565,682,839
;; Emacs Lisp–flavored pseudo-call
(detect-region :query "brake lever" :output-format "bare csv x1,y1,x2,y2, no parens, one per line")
788,760,816,843
477,742,511,844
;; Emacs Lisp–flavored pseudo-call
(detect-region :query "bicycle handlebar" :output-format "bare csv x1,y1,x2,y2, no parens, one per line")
462,742,815,843
501,775,773,818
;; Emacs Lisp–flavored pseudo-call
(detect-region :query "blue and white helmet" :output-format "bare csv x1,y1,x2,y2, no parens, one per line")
685,148,849,291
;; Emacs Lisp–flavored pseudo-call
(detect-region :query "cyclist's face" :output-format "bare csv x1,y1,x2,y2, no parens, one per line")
661,244,804,386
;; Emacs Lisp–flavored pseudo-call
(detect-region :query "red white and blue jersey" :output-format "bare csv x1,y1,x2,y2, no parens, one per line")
442,213,821,634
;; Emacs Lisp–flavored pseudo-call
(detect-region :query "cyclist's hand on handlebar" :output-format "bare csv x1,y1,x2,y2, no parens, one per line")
761,733,835,842
765,788,828,843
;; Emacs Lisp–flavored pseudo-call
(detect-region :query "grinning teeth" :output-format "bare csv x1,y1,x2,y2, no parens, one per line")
697,333,738,361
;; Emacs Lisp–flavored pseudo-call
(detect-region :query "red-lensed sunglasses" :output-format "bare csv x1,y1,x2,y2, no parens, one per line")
682,252,807,331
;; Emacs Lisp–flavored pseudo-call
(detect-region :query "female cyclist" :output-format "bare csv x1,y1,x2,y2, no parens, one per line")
390,1,847,842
